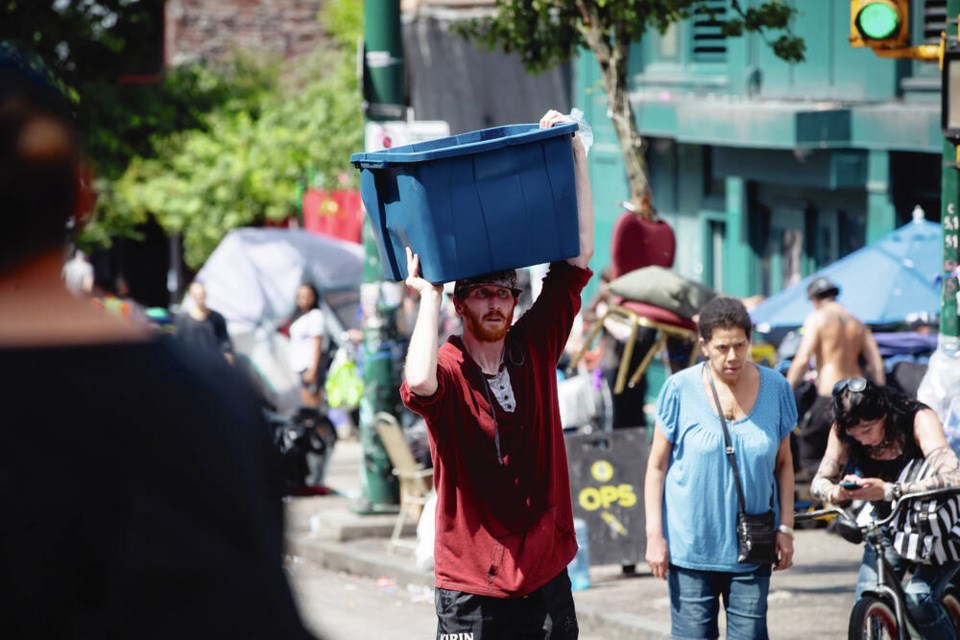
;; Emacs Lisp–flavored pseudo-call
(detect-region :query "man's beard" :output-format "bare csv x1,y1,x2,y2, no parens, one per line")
463,308,510,342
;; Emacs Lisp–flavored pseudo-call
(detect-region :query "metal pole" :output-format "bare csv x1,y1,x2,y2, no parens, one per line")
943,0,960,348
356,0,404,512
941,137,959,345
363,0,405,122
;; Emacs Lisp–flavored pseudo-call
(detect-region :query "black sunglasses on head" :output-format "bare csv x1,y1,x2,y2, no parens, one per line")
833,377,868,395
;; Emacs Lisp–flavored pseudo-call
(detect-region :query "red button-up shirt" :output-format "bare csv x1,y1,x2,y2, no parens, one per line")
401,262,592,597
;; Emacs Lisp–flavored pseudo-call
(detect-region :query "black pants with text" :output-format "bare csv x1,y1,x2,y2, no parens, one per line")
435,569,579,640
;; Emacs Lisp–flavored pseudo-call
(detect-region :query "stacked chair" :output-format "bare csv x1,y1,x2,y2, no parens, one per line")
570,210,709,394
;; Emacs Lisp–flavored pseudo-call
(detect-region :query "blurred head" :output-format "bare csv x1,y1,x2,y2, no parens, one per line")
0,46,82,272
296,282,319,312
807,276,840,302
115,275,130,297
188,281,207,308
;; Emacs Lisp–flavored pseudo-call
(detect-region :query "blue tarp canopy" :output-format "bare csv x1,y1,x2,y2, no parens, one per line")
751,217,942,331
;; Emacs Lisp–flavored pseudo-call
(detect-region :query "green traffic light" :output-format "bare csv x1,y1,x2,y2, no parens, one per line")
857,2,900,40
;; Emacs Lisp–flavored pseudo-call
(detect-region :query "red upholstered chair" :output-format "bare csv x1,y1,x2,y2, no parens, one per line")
609,211,676,277
571,210,699,393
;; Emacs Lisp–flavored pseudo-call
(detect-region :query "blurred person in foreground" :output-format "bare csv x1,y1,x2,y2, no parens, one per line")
401,109,593,639
644,296,796,640
0,47,314,638
786,276,885,480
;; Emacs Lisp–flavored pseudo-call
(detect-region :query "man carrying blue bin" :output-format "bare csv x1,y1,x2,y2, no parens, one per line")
400,110,594,640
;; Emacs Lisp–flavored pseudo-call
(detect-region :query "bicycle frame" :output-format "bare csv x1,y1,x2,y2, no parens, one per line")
858,515,916,640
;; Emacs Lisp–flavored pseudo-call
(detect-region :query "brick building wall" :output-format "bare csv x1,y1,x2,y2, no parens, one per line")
165,0,330,66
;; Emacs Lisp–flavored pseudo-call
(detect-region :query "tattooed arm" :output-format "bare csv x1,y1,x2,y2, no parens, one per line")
811,428,848,503
901,409,960,493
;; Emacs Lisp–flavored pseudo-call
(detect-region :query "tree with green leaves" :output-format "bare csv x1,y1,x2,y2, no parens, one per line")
106,46,363,269
0,0,211,179
4,0,364,269
2,0,281,255
459,0,805,218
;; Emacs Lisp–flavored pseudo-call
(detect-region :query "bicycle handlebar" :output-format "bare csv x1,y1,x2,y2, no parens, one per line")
795,485,960,530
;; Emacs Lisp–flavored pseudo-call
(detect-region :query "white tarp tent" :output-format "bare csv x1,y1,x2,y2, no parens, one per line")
193,227,364,411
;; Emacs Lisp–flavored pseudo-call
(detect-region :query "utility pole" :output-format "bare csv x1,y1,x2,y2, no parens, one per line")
942,0,960,349
356,0,405,512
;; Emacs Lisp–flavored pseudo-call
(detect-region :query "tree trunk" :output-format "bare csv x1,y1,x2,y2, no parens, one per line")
579,19,651,219
602,56,650,218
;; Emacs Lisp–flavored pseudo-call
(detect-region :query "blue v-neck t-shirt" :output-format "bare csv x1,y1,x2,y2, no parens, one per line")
655,362,797,572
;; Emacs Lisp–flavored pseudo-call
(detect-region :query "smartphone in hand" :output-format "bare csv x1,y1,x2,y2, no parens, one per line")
839,480,862,490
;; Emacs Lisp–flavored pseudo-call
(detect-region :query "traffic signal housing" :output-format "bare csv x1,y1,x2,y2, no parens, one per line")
850,0,909,49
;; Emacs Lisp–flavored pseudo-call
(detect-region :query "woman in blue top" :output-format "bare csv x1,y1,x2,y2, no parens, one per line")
644,296,797,640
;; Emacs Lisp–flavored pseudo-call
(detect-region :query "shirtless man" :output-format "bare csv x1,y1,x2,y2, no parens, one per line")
786,276,885,478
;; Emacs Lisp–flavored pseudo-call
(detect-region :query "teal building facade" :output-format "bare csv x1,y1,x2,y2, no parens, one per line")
576,0,945,302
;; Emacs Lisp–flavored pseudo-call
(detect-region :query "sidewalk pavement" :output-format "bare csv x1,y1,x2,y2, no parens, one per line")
285,438,862,640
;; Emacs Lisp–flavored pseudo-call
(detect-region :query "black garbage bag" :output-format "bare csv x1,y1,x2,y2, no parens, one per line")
265,406,337,496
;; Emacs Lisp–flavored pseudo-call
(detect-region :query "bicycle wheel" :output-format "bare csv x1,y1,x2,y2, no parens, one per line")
848,595,899,640
942,586,960,632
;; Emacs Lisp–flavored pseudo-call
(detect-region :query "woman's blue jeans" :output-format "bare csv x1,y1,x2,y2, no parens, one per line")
667,564,771,640
857,535,960,640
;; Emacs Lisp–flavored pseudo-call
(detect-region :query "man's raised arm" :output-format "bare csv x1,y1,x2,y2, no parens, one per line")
402,247,443,397
539,110,594,270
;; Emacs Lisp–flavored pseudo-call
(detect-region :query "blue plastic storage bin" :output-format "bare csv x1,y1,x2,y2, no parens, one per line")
350,122,580,284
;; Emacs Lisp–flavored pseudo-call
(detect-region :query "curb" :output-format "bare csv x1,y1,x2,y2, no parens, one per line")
286,533,434,589
286,531,671,640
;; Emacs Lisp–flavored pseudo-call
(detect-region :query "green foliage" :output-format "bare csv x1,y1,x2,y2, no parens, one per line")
0,0,178,177
0,0,163,85
727,0,805,63
457,0,805,70
83,59,274,178
457,0,805,207
455,2,583,74
104,47,363,269
3,1,363,267
322,0,364,49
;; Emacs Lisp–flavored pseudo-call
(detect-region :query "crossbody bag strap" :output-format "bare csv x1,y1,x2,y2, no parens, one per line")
706,365,748,515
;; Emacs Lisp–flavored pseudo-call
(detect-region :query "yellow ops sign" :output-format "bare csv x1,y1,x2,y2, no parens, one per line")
577,459,638,513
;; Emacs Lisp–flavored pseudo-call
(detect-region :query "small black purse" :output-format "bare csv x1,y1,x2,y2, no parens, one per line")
707,369,779,565
736,510,778,564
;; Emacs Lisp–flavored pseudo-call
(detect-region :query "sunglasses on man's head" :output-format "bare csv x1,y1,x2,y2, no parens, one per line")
833,377,868,395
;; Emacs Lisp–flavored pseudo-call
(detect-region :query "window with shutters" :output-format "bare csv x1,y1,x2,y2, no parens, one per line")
907,0,947,86
692,0,728,64
923,0,947,45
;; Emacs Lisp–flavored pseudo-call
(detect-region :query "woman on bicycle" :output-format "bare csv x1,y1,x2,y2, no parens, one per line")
811,378,960,640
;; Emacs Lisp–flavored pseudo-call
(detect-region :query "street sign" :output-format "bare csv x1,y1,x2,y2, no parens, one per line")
566,428,648,568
